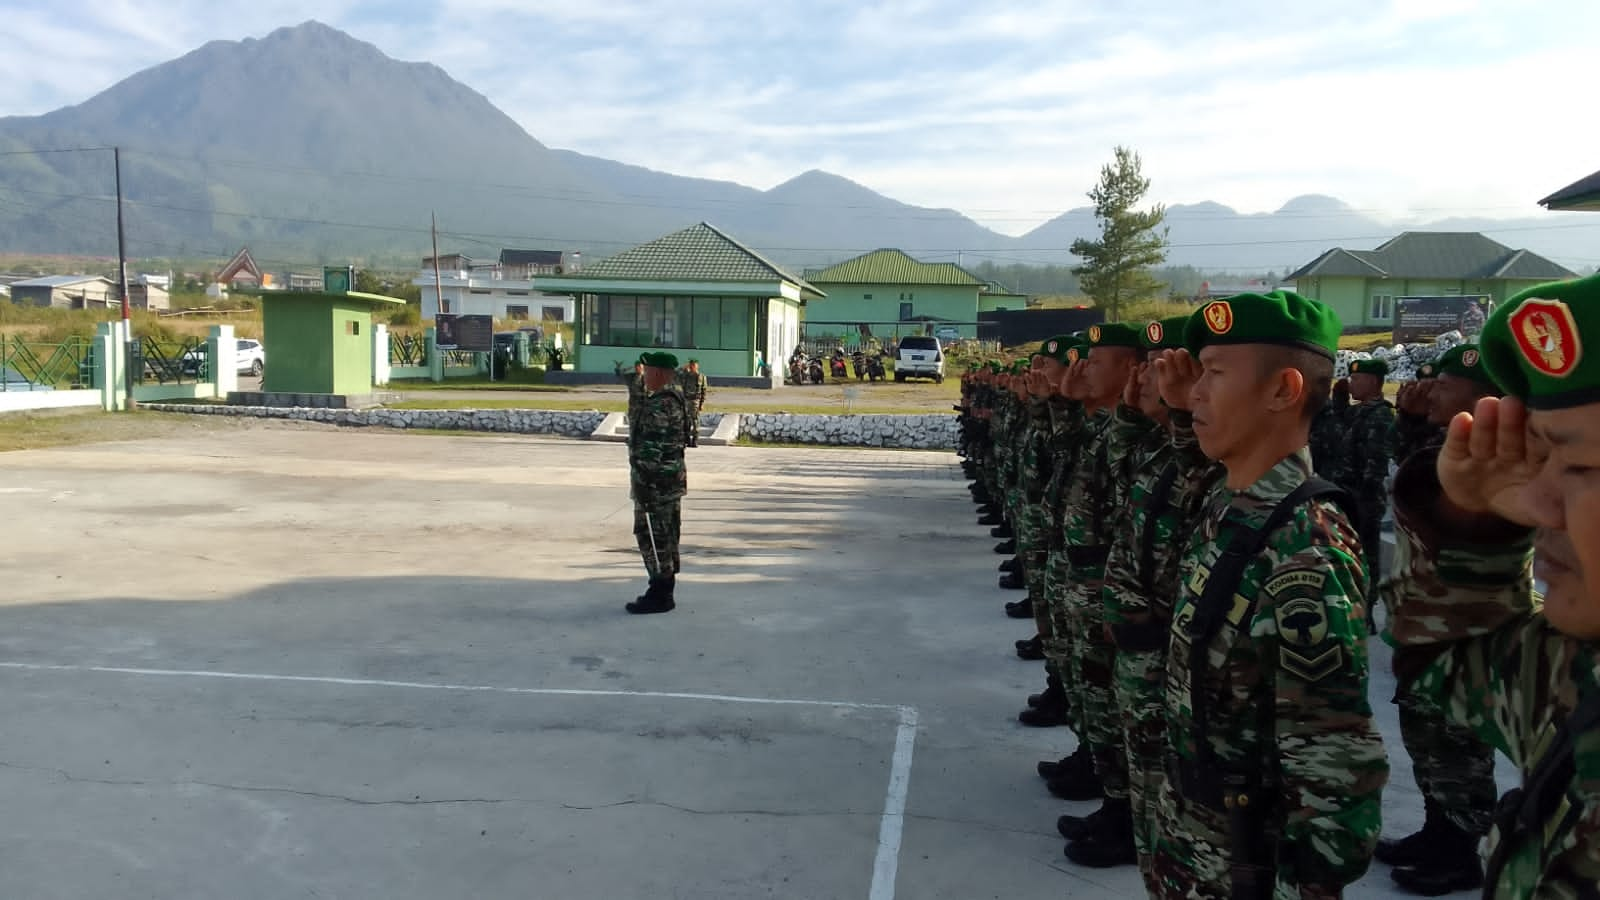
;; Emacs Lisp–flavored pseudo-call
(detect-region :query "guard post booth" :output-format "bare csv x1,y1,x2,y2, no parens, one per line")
236,288,405,408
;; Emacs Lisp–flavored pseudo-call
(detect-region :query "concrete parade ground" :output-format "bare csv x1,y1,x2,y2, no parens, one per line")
0,425,1513,899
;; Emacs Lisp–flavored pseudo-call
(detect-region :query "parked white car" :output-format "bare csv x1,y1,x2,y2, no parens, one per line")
1,365,53,391
894,335,945,383
181,339,265,377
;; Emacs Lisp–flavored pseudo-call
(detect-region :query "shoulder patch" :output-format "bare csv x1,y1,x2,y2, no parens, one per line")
1268,568,1343,682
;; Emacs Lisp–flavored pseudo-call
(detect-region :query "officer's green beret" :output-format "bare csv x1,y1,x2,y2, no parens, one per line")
1140,316,1188,352
640,351,679,369
1481,273,1600,409
1184,291,1342,360
1037,334,1082,365
1432,343,1496,387
1349,358,1389,378
1086,322,1142,352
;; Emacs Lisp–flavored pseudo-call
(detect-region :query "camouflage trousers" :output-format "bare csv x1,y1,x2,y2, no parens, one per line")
1151,780,1290,900
1397,683,1496,835
633,496,681,579
1041,552,1085,739
1114,647,1167,890
1062,564,1127,798
1015,504,1051,632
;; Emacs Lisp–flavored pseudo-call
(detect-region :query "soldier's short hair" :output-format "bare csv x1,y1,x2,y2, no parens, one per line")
1257,346,1335,423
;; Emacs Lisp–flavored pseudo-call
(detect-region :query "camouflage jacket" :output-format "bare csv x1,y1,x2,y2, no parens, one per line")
1308,402,1348,478
1041,405,1102,551
1386,411,1443,466
1061,403,1154,566
628,384,689,502
678,369,708,410
1384,448,1600,900
1159,449,1387,894
1018,398,1053,504
1335,398,1395,501
1104,410,1225,631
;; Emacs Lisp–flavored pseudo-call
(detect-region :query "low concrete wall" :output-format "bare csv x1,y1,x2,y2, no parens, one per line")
740,413,957,449
0,390,102,414
133,383,214,403
142,404,607,437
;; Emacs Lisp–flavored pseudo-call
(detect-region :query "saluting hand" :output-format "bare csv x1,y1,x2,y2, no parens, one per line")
1437,396,1543,527
1062,359,1091,400
1154,349,1201,411
1122,363,1144,409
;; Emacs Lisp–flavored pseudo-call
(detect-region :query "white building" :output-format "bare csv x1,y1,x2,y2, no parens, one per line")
413,249,576,324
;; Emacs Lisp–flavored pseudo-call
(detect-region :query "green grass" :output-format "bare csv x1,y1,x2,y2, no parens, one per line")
1339,331,1394,351
0,409,190,452
388,377,570,392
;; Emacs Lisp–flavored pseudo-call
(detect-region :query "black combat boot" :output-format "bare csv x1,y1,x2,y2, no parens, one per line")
1375,799,1445,866
1028,669,1066,712
1037,743,1088,780
1063,798,1137,867
1390,819,1484,896
993,539,1016,554
989,523,1013,538
978,512,1003,526
1047,750,1103,801
998,572,1025,590
1017,679,1068,727
998,557,1019,573
625,574,676,615
1015,635,1045,660
1004,597,1032,618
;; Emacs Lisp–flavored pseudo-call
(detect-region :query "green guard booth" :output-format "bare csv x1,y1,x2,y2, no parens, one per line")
260,291,405,396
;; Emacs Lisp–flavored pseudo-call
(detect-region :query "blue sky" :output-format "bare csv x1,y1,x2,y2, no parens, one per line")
2,0,1595,235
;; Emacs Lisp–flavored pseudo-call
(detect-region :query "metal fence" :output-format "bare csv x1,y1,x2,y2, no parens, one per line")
134,335,207,385
390,332,427,367
0,335,95,391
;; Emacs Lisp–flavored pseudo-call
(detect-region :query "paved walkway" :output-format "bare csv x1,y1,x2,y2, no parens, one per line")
0,429,1509,898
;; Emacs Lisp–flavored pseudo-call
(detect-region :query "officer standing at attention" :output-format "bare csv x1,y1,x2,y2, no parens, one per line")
1374,343,1503,895
1337,358,1396,595
677,358,708,447
1387,273,1600,897
1149,291,1388,900
1309,376,1351,477
625,352,691,615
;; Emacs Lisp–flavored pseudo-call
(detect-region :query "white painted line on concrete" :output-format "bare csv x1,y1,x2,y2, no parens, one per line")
869,706,918,900
1,660,922,900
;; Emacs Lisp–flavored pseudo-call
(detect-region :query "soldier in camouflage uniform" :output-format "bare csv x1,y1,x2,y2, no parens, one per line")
625,352,692,615
1047,322,1147,867
676,358,708,447
1010,341,1073,657
1386,273,1600,899
1309,377,1350,477
1336,358,1396,595
1376,343,1503,894
1149,292,1388,900
1387,362,1440,465
1093,317,1226,888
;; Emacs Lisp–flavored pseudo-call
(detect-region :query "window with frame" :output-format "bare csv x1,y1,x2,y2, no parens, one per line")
899,302,914,320
506,305,529,320
1370,295,1393,320
589,295,752,350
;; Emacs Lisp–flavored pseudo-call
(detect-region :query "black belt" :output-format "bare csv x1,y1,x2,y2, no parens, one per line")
1166,755,1265,812
1112,619,1169,652
1065,545,1111,567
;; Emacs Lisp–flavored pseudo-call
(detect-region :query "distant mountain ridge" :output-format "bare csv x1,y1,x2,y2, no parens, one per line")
0,21,1593,275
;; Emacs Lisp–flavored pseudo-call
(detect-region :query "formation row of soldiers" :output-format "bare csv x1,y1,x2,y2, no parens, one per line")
954,276,1600,899
619,354,705,614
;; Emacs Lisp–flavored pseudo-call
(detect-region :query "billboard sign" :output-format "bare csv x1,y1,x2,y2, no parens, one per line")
1394,295,1491,343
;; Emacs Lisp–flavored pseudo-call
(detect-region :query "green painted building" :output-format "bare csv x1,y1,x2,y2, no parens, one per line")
535,223,821,386
1287,232,1575,331
804,249,1013,340
260,291,405,396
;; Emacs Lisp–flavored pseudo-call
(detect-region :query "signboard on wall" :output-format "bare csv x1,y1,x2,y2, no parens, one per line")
1394,295,1491,342
323,266,353,294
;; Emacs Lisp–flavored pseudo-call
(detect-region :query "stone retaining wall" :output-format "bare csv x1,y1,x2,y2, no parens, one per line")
143,403,607,437
739,413,956,449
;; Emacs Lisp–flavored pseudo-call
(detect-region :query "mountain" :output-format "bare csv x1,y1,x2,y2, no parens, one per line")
1,21,1596,278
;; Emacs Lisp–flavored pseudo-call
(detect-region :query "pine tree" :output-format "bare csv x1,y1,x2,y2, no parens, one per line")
1070,146,1169,321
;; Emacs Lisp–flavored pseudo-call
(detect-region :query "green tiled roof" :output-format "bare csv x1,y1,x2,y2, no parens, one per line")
808,249,985,286
1288,232,1575,282
577,222,815,289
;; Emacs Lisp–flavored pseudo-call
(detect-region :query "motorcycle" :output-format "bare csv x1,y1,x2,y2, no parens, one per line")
866,354,887,382
852,350,868,382
788,352,808,385
829,352,848,380
807,355,826,385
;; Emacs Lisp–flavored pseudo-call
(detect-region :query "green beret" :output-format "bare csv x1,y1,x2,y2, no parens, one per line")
1185,290,1341,360
1349,358,1389,378
1086,322,1142,351
1010,360,1030,376
640,351,679,369
1432,343,1496,387
1140,316,1188,351
1480,274,1599,409
1039,334,1083,365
